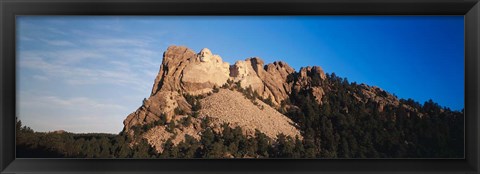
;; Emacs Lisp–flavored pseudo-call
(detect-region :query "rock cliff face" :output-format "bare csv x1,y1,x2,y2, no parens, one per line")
124,46,231,131
125,46,299,133
230,58,295,106
357,84,400,112
123,46,310,152
150,46,230,96
293,66,327,104
123,45,405,151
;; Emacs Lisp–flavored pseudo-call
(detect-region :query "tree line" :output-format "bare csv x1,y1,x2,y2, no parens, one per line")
16,118,306,158
284,72,464,158
16,72,464,158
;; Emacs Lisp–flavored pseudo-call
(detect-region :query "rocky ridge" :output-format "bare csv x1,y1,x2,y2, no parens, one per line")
124,46,302,133
123,45,403,152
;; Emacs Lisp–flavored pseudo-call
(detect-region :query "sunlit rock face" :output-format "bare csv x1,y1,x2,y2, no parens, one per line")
230,58,296,106
123,45,410,154
150,46,230,96
125,46,315,133
182,48,230,95
125,46,232,132
123,46,306,152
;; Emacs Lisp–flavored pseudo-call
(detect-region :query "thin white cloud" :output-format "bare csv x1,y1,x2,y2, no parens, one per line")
95,24,124,32
18,91,123,109
32,75,49,81
142,69,158,79
16,17,169,133
17,21,70,36
41,96,123,110
45,27,69,35
41,39,75,46
20,36,33,41
20,56,148,90
19,49,106,65
86,38,150,47
18,45,160,95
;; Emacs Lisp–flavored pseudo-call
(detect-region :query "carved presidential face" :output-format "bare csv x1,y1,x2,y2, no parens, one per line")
199,48,212,62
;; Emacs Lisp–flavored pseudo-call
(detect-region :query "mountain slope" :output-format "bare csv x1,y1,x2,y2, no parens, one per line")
123,46,304,153
122,45,464,158
200,89,301,139
15,45,463,159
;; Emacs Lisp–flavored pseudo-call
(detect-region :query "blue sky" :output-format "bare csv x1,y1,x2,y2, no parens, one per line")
17,16,464,134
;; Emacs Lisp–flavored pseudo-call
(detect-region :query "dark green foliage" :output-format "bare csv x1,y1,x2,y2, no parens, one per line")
263,95,274,107
177,135,202,158
242,86,258,101
174,107,186,115
272,134,295,158
132,139,152,158
223,79,272,108
182,116,192,127
156,125,293,158
167,121,176,133
158,138,175,158
285,72,464,158
191,102,202,112
16,117,162,158
15,70,464,158
192,111,200,118
200,116,211,129
293,136,305,158
130,115,168,138
222,79,234,89
255,130,270,157
212,85,220,93
183,93,203,119
183,93,203,112
198,125,269,158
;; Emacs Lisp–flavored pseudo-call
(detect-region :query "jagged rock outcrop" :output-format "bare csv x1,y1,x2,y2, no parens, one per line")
262,61,296,105
123,46,338,134
230,58,265,97
356,84,400,112
124,46,300,134
230,58,295,106
293,66,327,104
123,45,408,151
125,46,231,132
123,46,307,151
151,46,230,96
123,91,187,132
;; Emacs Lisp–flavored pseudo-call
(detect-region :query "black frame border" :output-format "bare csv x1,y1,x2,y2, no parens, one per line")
1,0,479,173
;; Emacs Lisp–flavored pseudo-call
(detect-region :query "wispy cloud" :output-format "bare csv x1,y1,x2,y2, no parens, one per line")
41,39,75,46
32,75,49,81
19,55,152,92
17,17,168,133
86,38,151,48
19,49,105,65
46,27,69,35
20,36,33,41
25,95,124,110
